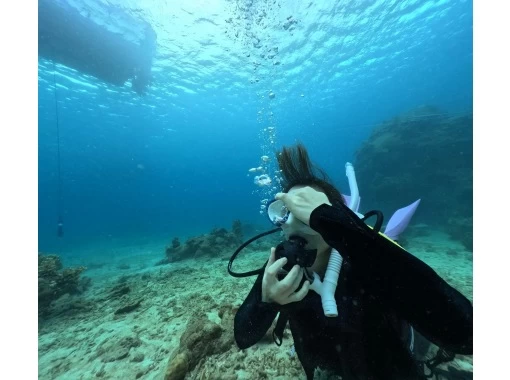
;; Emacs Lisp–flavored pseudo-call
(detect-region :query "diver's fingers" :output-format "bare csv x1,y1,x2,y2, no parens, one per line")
275,192,288,203
279,264,300,291
288,280,310,303
266,257,287,277
285,268,304,296
267,247,276,267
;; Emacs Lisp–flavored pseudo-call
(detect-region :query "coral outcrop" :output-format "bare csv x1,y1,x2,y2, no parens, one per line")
353,106,473,250
38,253,90,316
156,220,280,265
164,305,236,380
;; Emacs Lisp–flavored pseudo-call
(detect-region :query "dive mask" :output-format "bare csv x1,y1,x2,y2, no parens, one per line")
266,199,319,237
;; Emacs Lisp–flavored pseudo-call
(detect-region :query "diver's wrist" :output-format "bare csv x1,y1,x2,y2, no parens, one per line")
309,203,333,231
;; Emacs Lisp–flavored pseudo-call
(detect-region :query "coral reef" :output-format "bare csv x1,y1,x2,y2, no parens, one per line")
156,228,237,264
156,219,279,265
38,253,89,316
353,106,473,250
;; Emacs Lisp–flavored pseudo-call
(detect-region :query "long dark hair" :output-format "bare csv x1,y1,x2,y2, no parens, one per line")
276,142,345,206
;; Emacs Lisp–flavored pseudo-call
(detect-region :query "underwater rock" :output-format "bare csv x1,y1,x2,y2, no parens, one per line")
96,335,142,363
108,284,131,299
50,296,95,318
164,352,188,380
164,309,235,380
353,106,473,250
131,351,145,363
114,299,142,315
38,253,88,316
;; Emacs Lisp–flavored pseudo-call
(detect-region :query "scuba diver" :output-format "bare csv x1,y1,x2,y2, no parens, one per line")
229,143,473,380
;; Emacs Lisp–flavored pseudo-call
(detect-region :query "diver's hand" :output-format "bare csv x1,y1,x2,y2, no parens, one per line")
275,186,331,225
261,247,310,305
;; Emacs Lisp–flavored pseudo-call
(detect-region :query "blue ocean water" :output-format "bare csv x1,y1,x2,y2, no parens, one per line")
38,0,472,255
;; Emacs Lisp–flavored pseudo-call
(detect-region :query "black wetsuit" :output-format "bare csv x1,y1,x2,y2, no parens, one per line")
234,203,473,380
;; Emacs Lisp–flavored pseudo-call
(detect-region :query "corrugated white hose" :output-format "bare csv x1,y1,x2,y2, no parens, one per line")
309,248,343,317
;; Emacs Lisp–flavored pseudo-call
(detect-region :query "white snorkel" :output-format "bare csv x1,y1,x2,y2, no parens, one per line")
345,162,363,218
307,162,360,317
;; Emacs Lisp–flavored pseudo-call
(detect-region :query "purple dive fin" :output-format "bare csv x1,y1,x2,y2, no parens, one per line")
342,194,361,212
384,199,421,241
